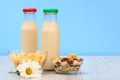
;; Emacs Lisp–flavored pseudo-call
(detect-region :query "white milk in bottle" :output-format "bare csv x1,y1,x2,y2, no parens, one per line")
22,8,38,52
42,9,60,70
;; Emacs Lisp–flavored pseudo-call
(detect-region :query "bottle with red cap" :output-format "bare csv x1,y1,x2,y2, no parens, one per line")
22,8,38,52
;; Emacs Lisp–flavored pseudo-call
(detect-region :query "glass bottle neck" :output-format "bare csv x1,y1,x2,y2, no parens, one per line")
24,12,36,21
44,13,57,22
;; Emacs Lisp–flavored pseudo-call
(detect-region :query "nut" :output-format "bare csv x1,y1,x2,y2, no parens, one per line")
68,54,78,59
53,53,83,73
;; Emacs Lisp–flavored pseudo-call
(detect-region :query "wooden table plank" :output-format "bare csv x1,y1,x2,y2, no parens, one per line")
81,56,120,80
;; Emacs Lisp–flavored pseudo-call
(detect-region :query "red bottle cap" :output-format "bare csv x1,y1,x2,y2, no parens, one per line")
23,8,37,12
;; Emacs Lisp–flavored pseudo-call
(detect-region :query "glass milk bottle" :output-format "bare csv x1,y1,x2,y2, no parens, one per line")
22,8,38,52
42,9,60,70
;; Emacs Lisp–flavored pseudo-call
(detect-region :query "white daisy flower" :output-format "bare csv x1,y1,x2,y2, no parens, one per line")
16,59,42,78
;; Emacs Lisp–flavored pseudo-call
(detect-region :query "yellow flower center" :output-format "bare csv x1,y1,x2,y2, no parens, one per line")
26,67,32,75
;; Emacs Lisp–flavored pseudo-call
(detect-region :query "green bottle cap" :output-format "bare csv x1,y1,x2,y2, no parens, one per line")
43,8,58,13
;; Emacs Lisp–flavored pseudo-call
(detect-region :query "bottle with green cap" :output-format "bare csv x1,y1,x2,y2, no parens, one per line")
42,8,60,70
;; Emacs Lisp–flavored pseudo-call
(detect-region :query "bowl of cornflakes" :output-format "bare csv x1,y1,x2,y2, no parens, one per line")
8,50,47,78
52,54,83,73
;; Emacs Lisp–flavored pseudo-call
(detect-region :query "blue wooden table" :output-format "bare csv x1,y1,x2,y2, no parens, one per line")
0,56,120,80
